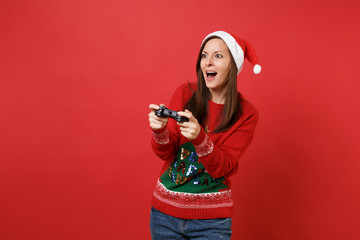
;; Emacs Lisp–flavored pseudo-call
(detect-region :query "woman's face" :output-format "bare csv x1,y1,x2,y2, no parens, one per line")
200,38,232,96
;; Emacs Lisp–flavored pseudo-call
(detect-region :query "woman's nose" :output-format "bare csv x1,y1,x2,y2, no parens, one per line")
205,56,214,66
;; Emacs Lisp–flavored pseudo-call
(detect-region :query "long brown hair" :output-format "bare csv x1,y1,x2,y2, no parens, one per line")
184,36,242,134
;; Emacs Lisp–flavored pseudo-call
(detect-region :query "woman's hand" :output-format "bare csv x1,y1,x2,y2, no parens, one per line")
177,109,201,140
148,104,169,131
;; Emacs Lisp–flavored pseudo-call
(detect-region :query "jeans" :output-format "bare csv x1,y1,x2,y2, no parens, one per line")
150,207,232,240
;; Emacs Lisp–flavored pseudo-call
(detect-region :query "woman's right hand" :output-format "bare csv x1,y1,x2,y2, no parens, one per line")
148,104,169,131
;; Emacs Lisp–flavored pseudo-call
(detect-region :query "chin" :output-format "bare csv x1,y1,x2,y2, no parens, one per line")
205,79,218,87
205,84,218,91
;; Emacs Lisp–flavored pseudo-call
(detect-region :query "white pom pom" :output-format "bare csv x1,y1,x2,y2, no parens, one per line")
253,64,261,74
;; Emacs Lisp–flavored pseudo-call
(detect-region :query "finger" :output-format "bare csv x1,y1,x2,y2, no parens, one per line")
180,127,191,134
149,104,160,111
149,112,166,122
150,117,168,125
150,118,167,127
179,130,189,138
177,110,193,120
155,115,169,123
179,124,196,132
177,121,188,127
150,123,163,130
178,118,196,126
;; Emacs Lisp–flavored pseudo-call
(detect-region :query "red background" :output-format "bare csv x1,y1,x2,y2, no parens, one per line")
1,0,359,239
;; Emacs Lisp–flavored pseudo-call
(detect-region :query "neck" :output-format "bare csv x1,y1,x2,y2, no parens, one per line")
210,89,226,104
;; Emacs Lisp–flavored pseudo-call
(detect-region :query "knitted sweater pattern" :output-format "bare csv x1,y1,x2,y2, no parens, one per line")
151,83,258,219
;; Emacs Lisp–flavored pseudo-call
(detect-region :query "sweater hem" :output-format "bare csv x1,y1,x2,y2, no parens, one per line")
151,180,233,219
152,196,233,219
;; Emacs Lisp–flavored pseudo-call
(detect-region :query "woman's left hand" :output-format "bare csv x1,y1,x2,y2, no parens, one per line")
177,109,201,140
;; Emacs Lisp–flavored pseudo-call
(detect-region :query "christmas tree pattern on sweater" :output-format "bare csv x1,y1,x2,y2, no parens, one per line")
160,142,228,193
154,142,233,209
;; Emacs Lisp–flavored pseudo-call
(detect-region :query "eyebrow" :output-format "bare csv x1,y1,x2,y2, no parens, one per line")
202,50,225,54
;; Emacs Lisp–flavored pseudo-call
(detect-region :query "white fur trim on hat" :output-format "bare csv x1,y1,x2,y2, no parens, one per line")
254,64,261,74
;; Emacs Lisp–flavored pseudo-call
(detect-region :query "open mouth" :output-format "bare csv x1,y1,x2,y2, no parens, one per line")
206,71,217,79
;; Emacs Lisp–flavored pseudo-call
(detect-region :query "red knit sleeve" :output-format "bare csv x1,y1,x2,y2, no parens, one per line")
191,103,259,178
151,83,194,161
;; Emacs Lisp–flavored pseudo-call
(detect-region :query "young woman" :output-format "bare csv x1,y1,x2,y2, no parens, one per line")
148,31,261,239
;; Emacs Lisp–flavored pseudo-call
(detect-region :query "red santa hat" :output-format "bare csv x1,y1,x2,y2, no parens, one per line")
201,31,261,75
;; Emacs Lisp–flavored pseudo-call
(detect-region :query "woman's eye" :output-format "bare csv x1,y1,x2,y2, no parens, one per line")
215,54,223,58
201,53,207,58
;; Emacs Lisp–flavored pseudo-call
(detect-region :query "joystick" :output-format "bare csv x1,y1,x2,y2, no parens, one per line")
155,106,189,122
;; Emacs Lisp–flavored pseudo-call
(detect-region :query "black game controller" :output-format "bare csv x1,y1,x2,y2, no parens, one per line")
155,106,189,122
